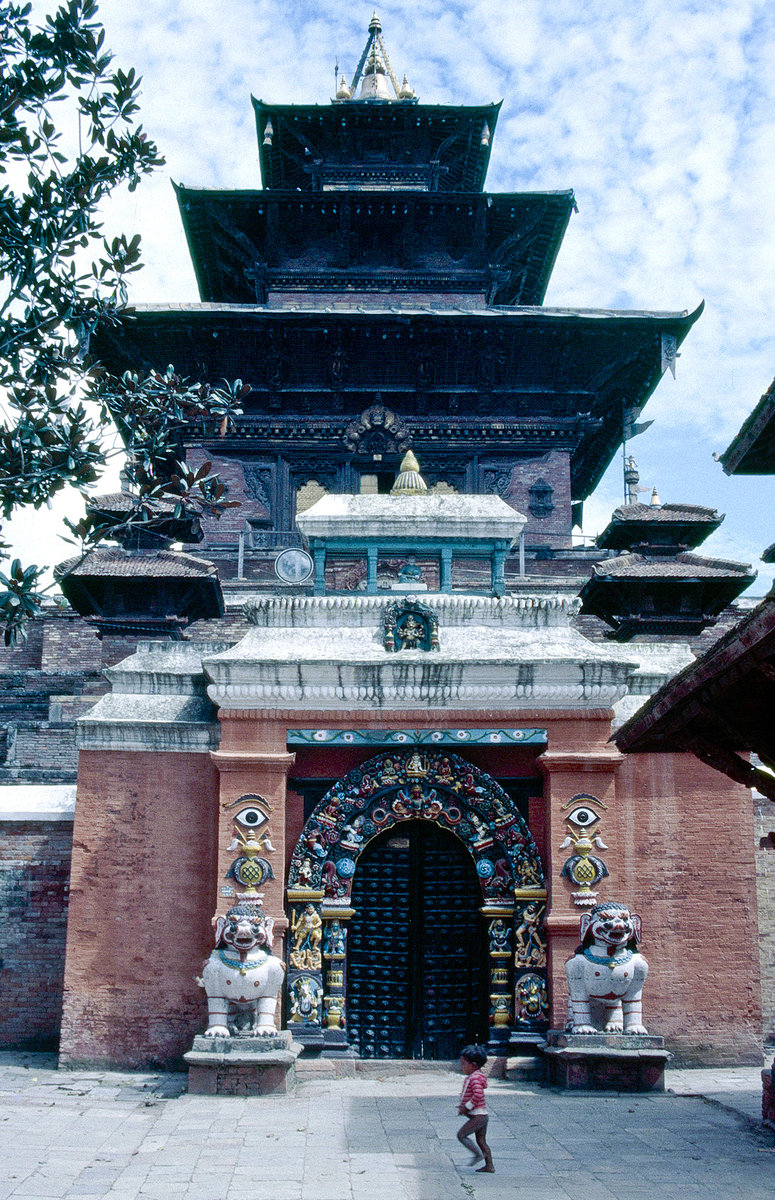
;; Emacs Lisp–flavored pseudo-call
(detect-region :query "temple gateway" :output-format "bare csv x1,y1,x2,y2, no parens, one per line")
7,17,763,1069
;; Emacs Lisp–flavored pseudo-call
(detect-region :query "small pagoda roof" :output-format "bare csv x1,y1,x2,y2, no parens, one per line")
718,377,775,474
253,98,501,193
174,185,575,308
85,492,204,546
578,551,754,640
585,551,753,580
55,548,224,637
596,502,723,551
55,548,219,581
613,589,775,801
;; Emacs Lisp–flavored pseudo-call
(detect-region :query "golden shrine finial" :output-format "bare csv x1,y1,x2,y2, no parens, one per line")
391,450,428,495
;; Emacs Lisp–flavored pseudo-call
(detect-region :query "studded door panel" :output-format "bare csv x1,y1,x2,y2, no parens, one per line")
347,821,487,1059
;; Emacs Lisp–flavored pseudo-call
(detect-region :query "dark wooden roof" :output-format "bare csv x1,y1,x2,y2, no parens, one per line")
718,377,775,474
253,100,501,193
596,502,722,550
613,589,775,800
587,551,752,580
55,547,219,581
578,551,754,640
85,493,204,547
54,548,224,636
174,187,575,307
92,302,702,502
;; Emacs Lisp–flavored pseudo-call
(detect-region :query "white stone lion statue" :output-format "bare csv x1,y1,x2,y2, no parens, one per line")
565,901,648,1034
197,902,285,1037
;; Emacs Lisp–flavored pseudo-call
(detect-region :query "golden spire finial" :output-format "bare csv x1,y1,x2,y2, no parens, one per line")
391,450,427,495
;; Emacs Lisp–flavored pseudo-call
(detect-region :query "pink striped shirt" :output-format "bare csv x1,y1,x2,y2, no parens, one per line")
459,1069,488,1115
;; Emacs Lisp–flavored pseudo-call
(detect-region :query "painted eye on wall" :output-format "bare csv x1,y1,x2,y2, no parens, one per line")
567,806,599,827
234,806,268,829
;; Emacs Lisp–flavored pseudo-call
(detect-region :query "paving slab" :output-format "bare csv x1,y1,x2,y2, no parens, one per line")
0,1056,772,1199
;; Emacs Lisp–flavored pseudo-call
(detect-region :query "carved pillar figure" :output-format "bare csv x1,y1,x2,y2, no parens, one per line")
513,889,549,1029
538,746,623,1028
484,904,514,1043
209,735,296,1042
286,889,325,1042
322,907,354,1045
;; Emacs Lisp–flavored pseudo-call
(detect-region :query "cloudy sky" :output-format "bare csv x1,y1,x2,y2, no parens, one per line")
13,0,775,592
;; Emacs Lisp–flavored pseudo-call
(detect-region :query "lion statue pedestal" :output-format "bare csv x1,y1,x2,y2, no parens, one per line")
185,903,301,1096
543,902,671,1092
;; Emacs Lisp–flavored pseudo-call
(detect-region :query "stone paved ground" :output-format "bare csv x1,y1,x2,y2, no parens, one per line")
0,1053,772,1200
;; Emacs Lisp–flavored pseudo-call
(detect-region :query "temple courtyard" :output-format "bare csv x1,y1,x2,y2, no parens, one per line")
0,1054,771,1200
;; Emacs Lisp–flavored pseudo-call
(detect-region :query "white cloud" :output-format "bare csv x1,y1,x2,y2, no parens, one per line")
11,0,775,594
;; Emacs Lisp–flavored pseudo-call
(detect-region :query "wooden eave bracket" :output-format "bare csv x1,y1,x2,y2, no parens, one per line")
685,733,775,802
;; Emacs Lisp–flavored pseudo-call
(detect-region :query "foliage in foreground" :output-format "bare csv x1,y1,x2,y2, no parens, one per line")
0,1,240,643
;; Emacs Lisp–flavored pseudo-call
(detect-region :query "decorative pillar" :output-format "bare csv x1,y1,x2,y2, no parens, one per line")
286,888,325,1048
440,546,453,592
367,546,378,594
210,746,296,971
483,903,514,1048
313,545,326,594
538,747,624,1029
321,905,355,1052
492,544,507,596
513,888,549,1035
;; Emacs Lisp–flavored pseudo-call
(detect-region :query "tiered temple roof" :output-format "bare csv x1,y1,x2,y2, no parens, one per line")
90,13,703,574
579,495,753,639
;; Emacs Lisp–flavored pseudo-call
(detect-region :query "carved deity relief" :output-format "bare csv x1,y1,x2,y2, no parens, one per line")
343,402,411,454
488,917,511,957
515,973,549,1024
287,751,544,906
514,901,546,969
383,598,439,652
289,903,323,971
288,975,323,1025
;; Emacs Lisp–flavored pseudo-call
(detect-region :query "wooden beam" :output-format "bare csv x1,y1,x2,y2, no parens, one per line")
685,734,775,802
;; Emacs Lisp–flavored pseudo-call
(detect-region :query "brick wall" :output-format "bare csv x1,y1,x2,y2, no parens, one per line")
187,449,271,545
59,750,220,1069
755,793,775,1046
0,820,73,1050
614,752,763,1065
501,451,572,549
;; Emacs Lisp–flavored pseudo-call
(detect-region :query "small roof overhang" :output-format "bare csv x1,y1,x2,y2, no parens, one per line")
718,378,775,474
613,589,775,800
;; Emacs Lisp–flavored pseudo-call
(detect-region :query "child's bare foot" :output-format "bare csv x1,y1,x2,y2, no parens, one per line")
469,1151,483,1165
476,1164,495,1173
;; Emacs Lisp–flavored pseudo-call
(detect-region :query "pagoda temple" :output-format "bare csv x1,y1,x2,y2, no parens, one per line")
1,17,765,1074
93,12,702,587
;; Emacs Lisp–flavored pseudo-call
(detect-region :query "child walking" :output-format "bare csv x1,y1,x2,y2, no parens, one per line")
456,1044,494,1173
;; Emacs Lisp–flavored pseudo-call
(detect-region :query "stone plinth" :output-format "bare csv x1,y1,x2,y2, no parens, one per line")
185,1031,302,1096
543,1030,671,1092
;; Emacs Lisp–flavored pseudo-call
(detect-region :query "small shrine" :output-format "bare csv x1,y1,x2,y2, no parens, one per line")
297,451,525,596
579,496,754,639
55,491,224,638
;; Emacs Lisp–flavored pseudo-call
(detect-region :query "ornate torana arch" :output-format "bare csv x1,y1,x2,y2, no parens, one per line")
289,749,543,899
285,751,548,1047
